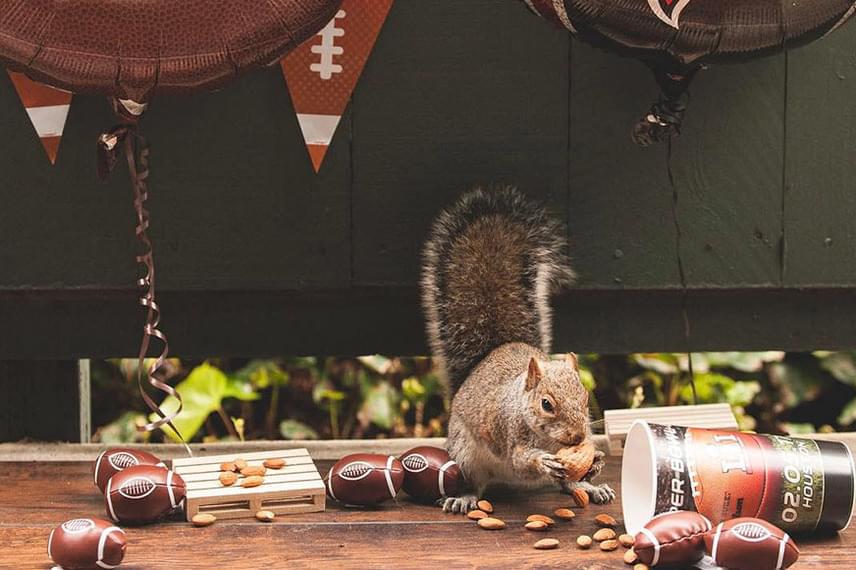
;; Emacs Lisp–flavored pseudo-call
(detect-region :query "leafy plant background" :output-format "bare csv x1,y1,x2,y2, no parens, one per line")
91,351,856,443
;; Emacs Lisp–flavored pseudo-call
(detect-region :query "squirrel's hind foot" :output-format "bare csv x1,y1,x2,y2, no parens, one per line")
438,494,479,514
561,480,616,504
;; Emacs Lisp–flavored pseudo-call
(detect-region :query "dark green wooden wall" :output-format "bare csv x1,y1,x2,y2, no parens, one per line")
1,0,855,358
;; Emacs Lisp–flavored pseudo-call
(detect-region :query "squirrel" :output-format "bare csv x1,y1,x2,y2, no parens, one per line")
420,185,615,513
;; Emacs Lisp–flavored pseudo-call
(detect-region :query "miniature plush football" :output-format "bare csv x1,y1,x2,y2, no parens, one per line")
94,447,166,492
105,464,186,524
326,453,405,506
556,440,596,481
48,518,126,569
634,510,711,567
399,446,461,502
706,517,799,570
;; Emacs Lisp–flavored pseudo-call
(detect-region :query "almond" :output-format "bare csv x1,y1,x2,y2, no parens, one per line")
477,517,506,530
526,514,555,526
600,539,619,552
553,508,575,520
255,510,275,522
524,521,548,531
619,534,635,548
572,488,589,508
576,535,592,549
593,528,616,541
477,499,494,514
633,565,650,570
263,458,287,469
219,471,238,486
220,462,237,472
191,513,216,527
240,465,267,477
234,459,248,471
533,538,559,550
241,475,264,488
624,549,638,564
595,513,618,527
466,510,487,520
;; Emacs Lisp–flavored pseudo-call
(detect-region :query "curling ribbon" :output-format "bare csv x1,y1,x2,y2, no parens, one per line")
97,102,192,456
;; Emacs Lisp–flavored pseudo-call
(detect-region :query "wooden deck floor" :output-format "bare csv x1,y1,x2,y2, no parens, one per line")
1,453,853,568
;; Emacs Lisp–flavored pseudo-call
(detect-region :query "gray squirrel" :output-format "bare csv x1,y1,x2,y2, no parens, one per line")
421,186,615,513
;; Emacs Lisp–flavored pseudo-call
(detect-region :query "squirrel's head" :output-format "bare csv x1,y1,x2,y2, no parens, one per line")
523,354,590,447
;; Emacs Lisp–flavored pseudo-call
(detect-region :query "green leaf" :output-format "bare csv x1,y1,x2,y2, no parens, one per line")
223,377,260,401
782,422,816,435
402,377,427,402
768,362,830,408
234,360,289,389
358,355,393,375
725,380,761,408
838,398,856,426
633,354,679,374
579,367,596,392
151,362,229,442
93,412,149,444
705,352,785,372
358,381,400,430
817,352,856,386
279,419,319,440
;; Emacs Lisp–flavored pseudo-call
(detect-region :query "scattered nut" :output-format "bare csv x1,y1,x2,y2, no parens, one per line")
220,462,236,472
240,465,267,477
593,528,616,542
556,441,597,481
241,475,264,488
533,538,560,550
263,458,287,469
553,508,575,520
255,510,275,522
467,510,487,520
234,459,248,471
191,513,216,527
526,514,555,526
619,534,635,548
633,565,650,570
477,517,506,530
576,535,593,549
595,514,618,527
219,471,238,486
600,539,619,552
525,520,549,531
624,549,638,564
477,500,494,514
572,488,590,508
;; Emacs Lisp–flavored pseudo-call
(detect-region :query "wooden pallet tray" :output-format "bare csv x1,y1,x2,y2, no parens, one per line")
172,448,325,521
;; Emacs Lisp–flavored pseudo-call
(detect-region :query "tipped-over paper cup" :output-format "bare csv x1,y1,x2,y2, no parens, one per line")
621,421,856,535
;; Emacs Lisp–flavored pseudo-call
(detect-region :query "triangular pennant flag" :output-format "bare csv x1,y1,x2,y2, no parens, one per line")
7,71,73,164
281,0,394,172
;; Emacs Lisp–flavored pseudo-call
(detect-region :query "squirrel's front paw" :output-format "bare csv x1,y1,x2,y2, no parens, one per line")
561,481,616,504
438,494,479,514
538,453,567,481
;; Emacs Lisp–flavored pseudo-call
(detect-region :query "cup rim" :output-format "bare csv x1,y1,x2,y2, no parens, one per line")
621,419,658,535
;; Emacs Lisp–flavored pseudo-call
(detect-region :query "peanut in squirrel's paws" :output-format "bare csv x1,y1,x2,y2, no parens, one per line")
538,453,567,481
438,494,479,514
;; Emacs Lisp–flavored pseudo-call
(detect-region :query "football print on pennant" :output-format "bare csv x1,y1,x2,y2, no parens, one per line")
281,0,394,172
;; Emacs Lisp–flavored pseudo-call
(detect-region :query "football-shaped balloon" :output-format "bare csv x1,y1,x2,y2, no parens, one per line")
399,446,461,502
94,447,166,492
706,517,800,570
48,518,126,570
634,510,711,567
326,453,404,506
105,464,186,524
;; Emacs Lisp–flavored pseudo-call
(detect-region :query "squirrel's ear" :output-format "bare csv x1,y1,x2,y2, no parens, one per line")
526,357,543,391
565,353,579,370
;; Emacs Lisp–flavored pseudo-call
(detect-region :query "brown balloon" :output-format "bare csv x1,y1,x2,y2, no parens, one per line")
0,0,343,101
48,518,126,570
522,0,856,144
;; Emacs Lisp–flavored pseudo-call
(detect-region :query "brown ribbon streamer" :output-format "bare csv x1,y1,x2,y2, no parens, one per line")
98,113,191,456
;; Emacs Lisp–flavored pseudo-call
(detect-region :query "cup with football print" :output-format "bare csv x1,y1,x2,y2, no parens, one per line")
621,421,856,535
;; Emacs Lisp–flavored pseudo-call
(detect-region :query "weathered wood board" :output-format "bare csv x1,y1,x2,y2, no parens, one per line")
172,448,325,521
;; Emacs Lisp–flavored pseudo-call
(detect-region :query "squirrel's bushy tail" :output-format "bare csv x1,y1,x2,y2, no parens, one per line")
421,186,574,395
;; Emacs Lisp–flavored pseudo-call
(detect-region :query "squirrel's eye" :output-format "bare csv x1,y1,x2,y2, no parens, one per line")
541,398,554,413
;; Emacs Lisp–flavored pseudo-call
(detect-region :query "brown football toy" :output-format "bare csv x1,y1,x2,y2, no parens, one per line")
399,446,462,502
94,447,166,492
634,510,711,567
706,517,799,570
556,440,596,481
48,518,126,570
105,464,186,524
326,453,405,506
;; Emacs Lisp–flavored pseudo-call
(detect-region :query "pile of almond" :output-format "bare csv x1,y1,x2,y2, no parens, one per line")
218,457,287,488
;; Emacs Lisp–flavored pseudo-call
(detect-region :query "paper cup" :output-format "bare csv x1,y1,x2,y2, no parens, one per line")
622,421,856,535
